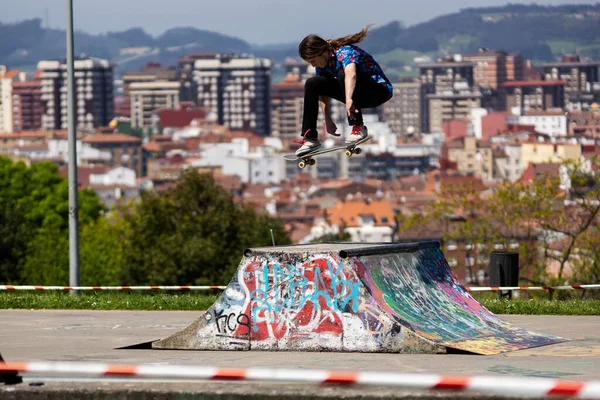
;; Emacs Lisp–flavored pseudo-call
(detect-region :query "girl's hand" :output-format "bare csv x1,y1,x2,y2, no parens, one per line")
346,99,358,120
325,118,339,136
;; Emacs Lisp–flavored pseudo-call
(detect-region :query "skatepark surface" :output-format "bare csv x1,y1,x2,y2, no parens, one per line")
1,242,599,399
0,310,599,399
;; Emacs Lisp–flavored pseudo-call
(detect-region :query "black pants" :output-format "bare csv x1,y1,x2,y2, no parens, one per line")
301,69,392,140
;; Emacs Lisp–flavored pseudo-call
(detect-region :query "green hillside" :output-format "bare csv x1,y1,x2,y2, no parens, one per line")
0,3,598,77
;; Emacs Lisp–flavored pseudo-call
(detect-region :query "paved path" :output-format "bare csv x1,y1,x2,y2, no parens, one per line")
1,310,599,398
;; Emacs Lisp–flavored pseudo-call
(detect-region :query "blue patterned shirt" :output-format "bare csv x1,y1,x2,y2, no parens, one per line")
315,45,393,94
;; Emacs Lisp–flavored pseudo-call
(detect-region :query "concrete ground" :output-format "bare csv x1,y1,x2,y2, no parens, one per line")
1,310,599,399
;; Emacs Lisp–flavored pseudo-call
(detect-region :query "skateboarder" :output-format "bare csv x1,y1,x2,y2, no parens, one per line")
294,26,394,156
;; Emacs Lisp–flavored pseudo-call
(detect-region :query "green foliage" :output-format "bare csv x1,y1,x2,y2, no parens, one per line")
119,169,290,285
0,158,105,284
399,158,600,288
79,217,127,286
4,4,599,72
0,158,291,286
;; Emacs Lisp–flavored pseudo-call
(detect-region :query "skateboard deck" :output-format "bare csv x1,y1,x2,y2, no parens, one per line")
283,135,372,169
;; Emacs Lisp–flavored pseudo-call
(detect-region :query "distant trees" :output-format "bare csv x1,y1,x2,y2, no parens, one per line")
398,158,600,288
0,158,290,286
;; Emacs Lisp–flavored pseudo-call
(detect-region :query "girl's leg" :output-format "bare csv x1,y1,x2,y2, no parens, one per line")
335,69,392,126
301,76,344,140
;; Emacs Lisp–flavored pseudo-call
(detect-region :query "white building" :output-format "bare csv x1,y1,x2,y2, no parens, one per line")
518,112,567,137
493,144,523,182
0,66,14,133
37,58,113,131
190,137,285,184
89,166,140,208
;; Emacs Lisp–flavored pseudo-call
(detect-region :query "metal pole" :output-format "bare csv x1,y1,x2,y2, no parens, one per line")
270,229,275,246
66,0,80,294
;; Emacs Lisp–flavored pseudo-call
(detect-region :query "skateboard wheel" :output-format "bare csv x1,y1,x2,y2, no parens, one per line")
345,150,352,158
308,159,316,166
355,148,362,155
298,161,306,169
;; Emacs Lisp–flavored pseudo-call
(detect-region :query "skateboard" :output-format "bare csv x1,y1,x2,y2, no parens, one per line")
283,135,372,169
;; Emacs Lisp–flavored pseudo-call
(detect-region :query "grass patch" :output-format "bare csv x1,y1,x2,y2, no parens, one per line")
0,291,219,311
479,298,600,315
1,291,600,315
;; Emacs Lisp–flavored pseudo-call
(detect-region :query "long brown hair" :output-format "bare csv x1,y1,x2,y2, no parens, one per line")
298,25,371,60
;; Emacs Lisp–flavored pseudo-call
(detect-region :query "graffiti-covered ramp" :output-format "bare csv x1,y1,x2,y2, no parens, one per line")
152,241,567,355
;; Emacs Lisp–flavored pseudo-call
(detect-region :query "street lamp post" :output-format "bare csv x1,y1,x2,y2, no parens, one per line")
66,0,80,293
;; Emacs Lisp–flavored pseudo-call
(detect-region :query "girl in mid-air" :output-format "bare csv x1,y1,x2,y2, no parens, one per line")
295,26,393,156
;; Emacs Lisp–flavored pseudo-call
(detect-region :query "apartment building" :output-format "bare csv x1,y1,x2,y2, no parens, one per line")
446,136,493,179
506,53,526,81
190,53,271,135
121,62,177,103
463,49,508,90
504,80,565,112
418,57,476,133
38,57,113,131
428,92,483,133
82,128,143,176
540,55,600,110
12,81,43,132
520,142,581,168
382,78,421,136
0,67,17,132
129,81,180,129
270,74,304,139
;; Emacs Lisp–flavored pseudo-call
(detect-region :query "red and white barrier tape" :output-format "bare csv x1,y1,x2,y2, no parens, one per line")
0,285,226,291
1,284,600,292
467,284,600,292
1,361,599,398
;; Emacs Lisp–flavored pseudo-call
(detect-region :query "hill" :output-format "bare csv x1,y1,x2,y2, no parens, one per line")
1,3,599,77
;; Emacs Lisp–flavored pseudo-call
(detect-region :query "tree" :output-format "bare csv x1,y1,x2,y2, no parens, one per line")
119,169,290,285
0,157,105,284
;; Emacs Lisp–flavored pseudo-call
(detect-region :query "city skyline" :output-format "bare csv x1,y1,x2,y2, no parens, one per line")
1,0,594,45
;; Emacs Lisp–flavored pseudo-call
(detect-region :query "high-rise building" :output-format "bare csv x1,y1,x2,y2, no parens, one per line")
540,55,600,111
38,57,114,131
121,62,177,103
503,81,565,112
506,53,525,81
129,81,180,129
191,53,271,135
12,81,43,132
418,57,476,133
382,78,421,136
463,49,508,90
0,66,17,132
271,74,304,139
428,92,483,133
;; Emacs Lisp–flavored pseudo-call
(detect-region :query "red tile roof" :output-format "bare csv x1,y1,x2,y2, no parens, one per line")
82,133,141,144
327,199,395,228
157,106,207,128
58,165,110,188
503,80,565,87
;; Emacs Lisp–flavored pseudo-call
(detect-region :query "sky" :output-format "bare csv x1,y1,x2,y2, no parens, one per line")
1,0,594,45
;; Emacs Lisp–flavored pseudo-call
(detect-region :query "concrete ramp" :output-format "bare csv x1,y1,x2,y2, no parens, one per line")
153,241,567,355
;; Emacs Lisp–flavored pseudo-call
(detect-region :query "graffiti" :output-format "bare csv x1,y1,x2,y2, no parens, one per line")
215,312,250,335
356,247,566,353
233,256,362,341
155,243,565,354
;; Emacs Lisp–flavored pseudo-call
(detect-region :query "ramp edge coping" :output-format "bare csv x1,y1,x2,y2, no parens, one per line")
243,241,441,258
